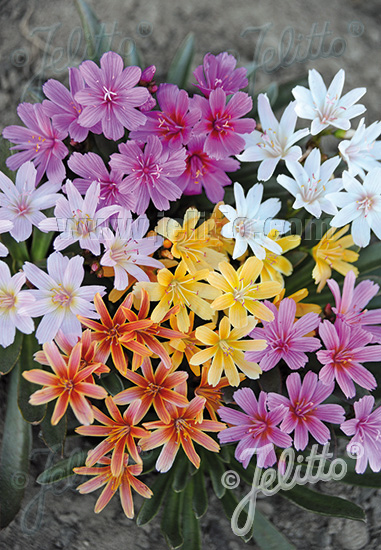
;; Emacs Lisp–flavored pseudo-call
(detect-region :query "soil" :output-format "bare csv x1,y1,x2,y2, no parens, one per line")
1,0,381,549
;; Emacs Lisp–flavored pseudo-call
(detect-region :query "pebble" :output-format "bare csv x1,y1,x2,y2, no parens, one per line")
337,520,370,550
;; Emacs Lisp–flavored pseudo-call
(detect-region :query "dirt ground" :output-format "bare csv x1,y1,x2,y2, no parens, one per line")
0,0,381,549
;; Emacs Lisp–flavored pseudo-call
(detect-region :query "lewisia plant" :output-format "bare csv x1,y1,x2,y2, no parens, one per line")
1,6,381,549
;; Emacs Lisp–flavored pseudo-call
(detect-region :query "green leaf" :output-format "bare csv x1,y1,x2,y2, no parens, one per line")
252,510,296,550
74,0,111,61
141,448,160,475
172,451,190,493
36,450,87,484
137,470,173,526
121,40,143,68
99,371,125,396
31,214,54,261
167,33,195,89
220,489,254,543
204,450,226,498
0,363,32,528
340,457,381,488
18,333,46,424
258,367,282,393
356,242,381,275
182,481,201,550
279,485,365,521
192,466,208,519
1,232,30,265
161,488,184,549
272,76,308,112
0,330,23,375
0,137,14,178
40,400,67,455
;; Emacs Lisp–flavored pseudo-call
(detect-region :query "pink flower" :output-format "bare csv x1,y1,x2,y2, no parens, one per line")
22,251,105,344
176,136,239,203
341,395,381,473
218,388,292,468
193,88,255,160
68,152,136,211
110,136,186,214
268,372,345,451
317,320,379,398
327,270,381,344
138,65,158,112
39,181,119,256
0,161,61,242
0,260,35,347
42,67,101,143
193,52,248,97
130,84,201,149
3,103,68,184
75,51,149,141
101,212,163,290
246,299,321,371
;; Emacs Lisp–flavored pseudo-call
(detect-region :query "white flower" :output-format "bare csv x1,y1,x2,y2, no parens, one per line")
339,118,381,178
101,211,163,290
219,181,290,260
328,168,381,248
39,181,119,256
0,261,35,347
0,161,61,242
277,148,342,218
292,69,366,135
237,95,309,181
22,251,105,343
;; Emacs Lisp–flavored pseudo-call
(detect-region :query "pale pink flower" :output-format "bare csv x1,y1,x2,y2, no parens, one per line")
0,260,35,347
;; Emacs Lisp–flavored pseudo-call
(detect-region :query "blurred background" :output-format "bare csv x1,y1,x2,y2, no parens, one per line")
0,1,380,549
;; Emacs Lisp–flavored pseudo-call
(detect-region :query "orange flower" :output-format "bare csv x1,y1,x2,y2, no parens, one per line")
113,357,189,423
78,293,153,375
74,455,152,519
166,311,215,375
76,396,148,476
22,341,107,425
34,329,110,382
191,316,266,387
195,366,244,421
121,288,185,371
140,396,225,472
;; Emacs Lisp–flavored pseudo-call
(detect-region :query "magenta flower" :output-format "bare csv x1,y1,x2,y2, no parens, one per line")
42,67,102,143
75,51,149,141
246,299,321,371
341,395,381,473
328,270,381,344
68,152,136,211
3,103,68,184
39,181,119,256
193,52,248,97
176,136,239,202
268,372,345,451
0,161,61,242
0,260,35,348
137,66,157,112
193,89,255,160
130,84,201,149
22,251,105,344
110,136,186,214
317,320,379,398
218,388,292,468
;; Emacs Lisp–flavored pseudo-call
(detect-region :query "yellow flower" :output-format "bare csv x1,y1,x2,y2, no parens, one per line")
190,316,266,387
260,229,301,286
135,262,220,333
156,208,225,273
207,257,282,328
312,225,359,293
166,312,215,376
273,288,322,317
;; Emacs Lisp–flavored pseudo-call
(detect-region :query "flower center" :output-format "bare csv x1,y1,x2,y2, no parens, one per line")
51,286,72,307
103,86,117,102
356,196,373,217
219,340,233,356
293,399,314,419
0,292,16,309
147,382,161,395
63,379,74,391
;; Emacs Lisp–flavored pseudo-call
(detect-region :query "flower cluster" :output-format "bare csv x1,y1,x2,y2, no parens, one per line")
1,51,381,526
